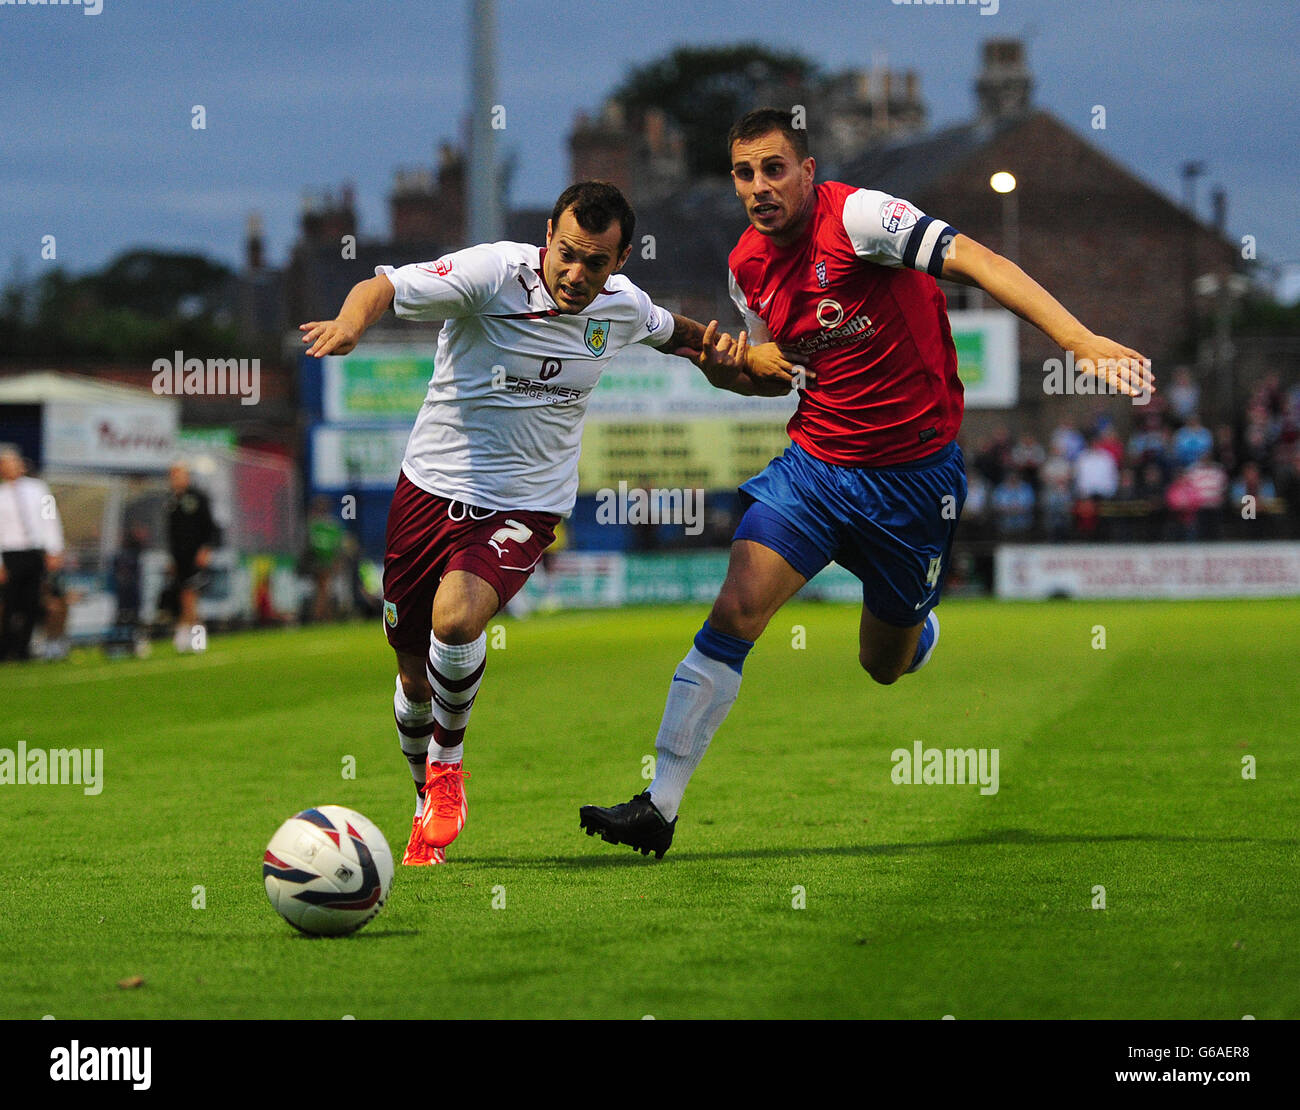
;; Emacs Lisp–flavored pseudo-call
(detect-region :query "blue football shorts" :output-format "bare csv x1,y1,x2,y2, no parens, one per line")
733,439,968,627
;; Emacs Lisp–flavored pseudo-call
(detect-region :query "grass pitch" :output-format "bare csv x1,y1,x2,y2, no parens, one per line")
2,598,1297,1019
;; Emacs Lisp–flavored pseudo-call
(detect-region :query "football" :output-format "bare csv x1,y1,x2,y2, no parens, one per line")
262,806,394,936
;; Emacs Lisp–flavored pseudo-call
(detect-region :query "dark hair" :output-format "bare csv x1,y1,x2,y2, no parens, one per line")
550,181,635,254
726,107,810,162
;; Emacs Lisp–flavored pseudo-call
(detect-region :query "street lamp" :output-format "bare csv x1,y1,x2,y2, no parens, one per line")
990,172,1018,263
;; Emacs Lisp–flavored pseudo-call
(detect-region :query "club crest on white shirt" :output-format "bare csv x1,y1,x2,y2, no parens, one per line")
584,319,610,356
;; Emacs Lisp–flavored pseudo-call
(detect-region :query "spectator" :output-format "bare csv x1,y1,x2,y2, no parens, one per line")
1276,443,1300,536
1241,403,1275,467
1135,461,1166,501
1073,495,1101,540
1172,413,1213,468
1039,442,1072,490
1094,423,1125,467
991,470,1036,537
1050,419,1086,464
962,470,990,541
304,496,345,622
1168,366,1200,422
1186,456,1228,539
1127,413,1170,472
39,563,70,661
1041,466,1073,542
1136,462,1169,540
1074,436,1120,500
1229,460,1276,506
1106,466,1147,542
974,426,1013,486
0,446,64,662
165,461,219,654
1279,389,1300,448
1164,470,1200,539
1229,461,1277,536
1254,372,1284,418
109,522,148,657
1206,423,1237,475
1284,383,1300,437
1009,433,1045,486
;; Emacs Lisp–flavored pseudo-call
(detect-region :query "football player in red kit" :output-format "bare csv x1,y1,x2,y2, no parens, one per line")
581,108,1153,857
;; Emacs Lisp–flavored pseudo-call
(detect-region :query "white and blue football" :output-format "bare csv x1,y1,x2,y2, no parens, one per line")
263,806,394,936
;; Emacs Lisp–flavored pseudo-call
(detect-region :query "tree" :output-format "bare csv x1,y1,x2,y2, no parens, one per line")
613,45,817,178
92,250,231,319
0,250,244,361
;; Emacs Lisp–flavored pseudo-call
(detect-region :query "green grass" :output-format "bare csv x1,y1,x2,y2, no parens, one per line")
1,598,1297,1019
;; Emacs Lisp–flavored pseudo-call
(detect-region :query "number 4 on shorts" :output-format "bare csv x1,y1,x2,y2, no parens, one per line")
925,556,942,588
489,519,533,557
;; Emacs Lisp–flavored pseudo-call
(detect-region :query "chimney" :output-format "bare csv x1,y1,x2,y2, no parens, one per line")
390,167,438,242
434,143,467,245
245,211,264,271
568,106,635,195
299,185,356,247
976,39,1032,124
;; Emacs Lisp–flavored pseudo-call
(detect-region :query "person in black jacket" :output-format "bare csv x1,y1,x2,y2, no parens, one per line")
165,462,218,653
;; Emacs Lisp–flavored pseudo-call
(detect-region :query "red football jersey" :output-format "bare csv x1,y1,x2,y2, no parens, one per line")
728,179,964,467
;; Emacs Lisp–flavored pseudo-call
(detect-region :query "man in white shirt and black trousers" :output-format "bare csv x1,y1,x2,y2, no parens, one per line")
0,445,65,662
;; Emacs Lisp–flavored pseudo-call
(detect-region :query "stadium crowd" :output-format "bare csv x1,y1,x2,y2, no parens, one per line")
957,369,1300,543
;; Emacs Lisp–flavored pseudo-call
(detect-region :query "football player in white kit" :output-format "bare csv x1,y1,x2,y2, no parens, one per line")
300,181,796,865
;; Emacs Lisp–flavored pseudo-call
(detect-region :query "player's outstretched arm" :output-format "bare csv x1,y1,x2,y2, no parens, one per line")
941,234,1155,399
657,315,793,396
299,274,396,357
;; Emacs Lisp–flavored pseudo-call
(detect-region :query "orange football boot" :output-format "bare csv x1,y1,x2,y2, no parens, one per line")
419,761,471,848
402,815,446,865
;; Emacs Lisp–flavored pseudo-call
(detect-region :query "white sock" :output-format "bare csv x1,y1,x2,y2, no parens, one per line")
393,676,434,814
426,632,486,764
647,646,742,821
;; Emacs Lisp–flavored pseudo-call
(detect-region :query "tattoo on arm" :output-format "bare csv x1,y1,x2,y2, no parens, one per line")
655,313,706,354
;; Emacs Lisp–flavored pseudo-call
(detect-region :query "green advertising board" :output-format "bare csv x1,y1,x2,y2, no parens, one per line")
951,327,987,389
324,355,432,420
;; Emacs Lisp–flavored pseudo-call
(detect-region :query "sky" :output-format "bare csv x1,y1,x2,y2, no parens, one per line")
2,0,1298,299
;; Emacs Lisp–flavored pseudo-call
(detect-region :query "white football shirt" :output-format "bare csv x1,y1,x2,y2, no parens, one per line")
376,242,676,515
